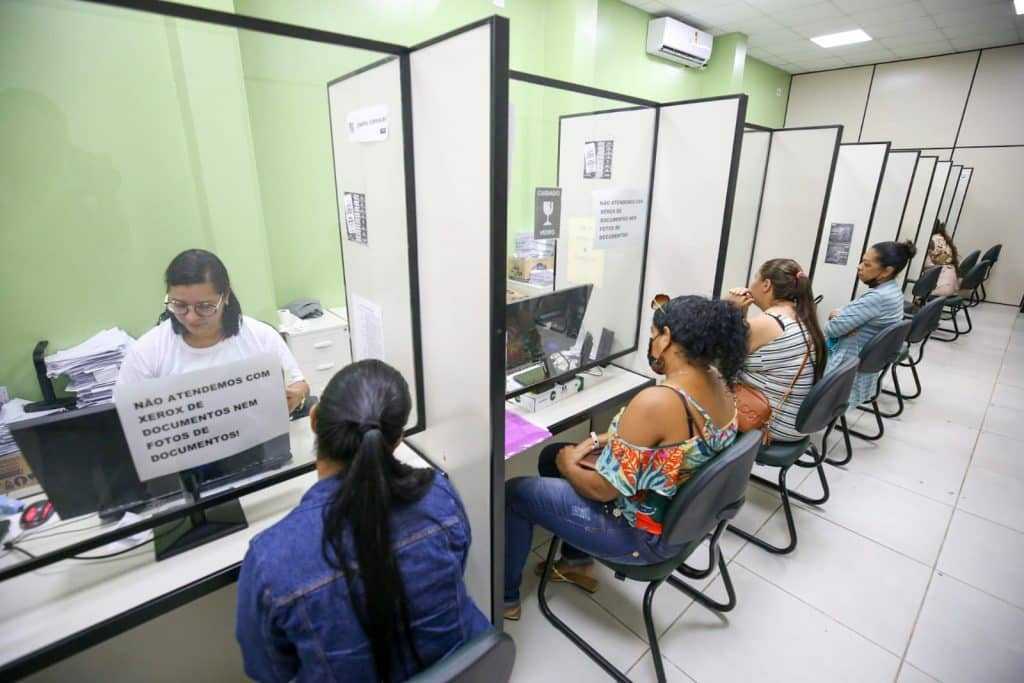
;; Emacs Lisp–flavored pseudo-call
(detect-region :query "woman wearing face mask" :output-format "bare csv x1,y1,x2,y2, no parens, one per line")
117,249,310,414
503,295,746,619
823,240,915,407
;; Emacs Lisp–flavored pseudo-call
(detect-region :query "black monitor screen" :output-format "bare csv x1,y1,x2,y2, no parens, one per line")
506,284,592,373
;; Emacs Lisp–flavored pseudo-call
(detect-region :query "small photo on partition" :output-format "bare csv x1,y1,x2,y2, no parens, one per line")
583,140,614,179
825,222,854,265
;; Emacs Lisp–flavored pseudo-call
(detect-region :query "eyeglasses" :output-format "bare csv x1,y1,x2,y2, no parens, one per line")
650,293,670,314
165,295,224,318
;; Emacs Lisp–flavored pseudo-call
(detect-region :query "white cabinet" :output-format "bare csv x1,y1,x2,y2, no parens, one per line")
278,307,351,397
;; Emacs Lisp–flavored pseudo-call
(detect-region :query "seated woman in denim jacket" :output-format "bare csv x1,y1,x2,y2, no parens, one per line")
236,360,489,682
504,295,746,618
824,240,916,407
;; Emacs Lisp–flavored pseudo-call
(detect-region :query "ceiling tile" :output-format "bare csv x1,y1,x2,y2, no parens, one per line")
940,20,1020,40
850,2,930,28
831,0,897,11
747,27,806,46
949,32,1018,51
747,0,825,11
878,29,948,48
859,16,940,38
888,40,955,58
919,0,1004,11
716,15,786,34
771,45,829,60
791,16,866,38
930,4,1017,29
766,2,846,24
683,2,768,26
798,56,850,70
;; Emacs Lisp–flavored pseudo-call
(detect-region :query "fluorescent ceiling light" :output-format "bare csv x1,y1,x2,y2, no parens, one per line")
1016,0,1024,15
811,29,872,48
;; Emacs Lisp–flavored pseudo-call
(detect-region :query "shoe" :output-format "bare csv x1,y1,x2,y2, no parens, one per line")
503,604,522,621
534,559,599,593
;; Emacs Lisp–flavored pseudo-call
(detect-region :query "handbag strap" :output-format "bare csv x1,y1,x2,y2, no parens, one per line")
658,385,710,452
764,320,813,433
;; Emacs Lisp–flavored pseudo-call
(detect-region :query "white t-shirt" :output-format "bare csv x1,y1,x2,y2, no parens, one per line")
117,316,304,387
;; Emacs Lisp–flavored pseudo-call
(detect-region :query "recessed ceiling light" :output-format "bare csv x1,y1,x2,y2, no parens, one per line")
1016,0,1024,15
811,29,872,48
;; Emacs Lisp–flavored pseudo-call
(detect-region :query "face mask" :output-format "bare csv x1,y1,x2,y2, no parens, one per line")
647,337,664,375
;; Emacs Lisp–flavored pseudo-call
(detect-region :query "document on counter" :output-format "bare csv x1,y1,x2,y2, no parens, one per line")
351,294,385,361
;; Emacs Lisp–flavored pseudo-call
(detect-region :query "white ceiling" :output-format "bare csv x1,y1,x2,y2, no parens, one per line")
622,0,1024,73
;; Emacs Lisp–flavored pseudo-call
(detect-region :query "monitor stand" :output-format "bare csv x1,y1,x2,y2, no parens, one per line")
153,471,248,562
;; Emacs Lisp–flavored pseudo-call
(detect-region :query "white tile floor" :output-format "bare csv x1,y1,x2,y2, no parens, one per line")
505,303,1024,682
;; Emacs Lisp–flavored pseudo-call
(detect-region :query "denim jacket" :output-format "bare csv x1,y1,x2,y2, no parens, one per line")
236,472,490,682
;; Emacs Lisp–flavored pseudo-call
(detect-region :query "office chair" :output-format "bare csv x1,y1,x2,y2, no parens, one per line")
933,260,989,341
880,297,947,415
977,244,1001,303
728,359,858,554
537,430,762,683
407,629,516,683
903,266,941,317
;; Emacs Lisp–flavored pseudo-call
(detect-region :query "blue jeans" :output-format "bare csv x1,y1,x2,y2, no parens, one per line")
504,444,672,606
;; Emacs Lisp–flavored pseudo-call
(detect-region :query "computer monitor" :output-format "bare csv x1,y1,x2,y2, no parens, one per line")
505,284,593,376
10,404,291,521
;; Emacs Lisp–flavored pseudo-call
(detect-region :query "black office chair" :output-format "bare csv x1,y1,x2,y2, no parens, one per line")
728,359,858,555
978,244,1001,303
934,260,989,341
537,430,762,683
903,266,941,316
879,297,947,416
958,249,981,279
407,629,516,683
833,320,913,454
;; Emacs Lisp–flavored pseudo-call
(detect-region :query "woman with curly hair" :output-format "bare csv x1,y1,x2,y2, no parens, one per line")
503,295,745,619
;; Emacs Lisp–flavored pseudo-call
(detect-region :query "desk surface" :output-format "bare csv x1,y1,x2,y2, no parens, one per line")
0,417,429,678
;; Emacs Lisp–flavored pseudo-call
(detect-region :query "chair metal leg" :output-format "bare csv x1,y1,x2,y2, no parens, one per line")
826,414,855,466
667,548,737,612
728,466,798,554
933,305,964,342
884,355,922,400
876,365,906,418
752,430,831,506
537,538,632,683
642,581,668,683
849,399,885,440
980,281,988,302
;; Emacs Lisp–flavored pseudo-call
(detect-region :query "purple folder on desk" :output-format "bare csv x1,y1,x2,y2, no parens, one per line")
505,411,552,459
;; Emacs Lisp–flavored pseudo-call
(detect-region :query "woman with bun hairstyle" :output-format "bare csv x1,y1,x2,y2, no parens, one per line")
924,221,960,296
823,240,915,407
503,295,745,619
726,258,827,442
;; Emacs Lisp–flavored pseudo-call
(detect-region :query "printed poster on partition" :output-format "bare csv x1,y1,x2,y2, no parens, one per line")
592,187,647,250
825,222,854,265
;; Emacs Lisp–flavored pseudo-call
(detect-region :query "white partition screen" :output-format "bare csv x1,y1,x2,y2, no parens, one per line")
852,149,915,297
556,107,657,363
629,95,746,376
897,156,938,243
406,19,505,620
749,126,842,278
721,129,770,291
906,160,952,281
937,164,962,226
327,58,423,430
814,143,889,315
948,167,973,234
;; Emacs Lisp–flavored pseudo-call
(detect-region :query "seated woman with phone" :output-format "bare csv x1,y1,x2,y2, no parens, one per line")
503,295,746,619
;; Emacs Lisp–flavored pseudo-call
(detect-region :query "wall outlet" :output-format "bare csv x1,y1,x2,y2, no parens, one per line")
776,87,783,97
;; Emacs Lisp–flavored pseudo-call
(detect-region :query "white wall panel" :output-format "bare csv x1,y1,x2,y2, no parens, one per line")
786,66,873,143
871,151,919,244
721,130,770,291
920,148,952,162
749,127,841,280
957,44,1024,147
952,147,1023,304
897,156,937,244
860,52,978,149
937,164,963,226
814,143,888,316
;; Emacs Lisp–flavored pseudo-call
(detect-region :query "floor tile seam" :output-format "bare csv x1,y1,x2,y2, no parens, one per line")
624,645,698,682
808,460,961,509
931,566,1024,615
730,556,910,660
949,507,1024,536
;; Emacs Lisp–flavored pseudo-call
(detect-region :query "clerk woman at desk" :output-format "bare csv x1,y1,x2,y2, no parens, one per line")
117,249,310,413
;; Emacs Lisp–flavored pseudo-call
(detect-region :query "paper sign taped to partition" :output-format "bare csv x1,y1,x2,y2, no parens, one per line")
534,187,562,240
825,222,854,265
583,140,614,179
351,293,385,361
592,187,647,250
347,104,389,142
114,354,288,481
566,217,605,287
343,192,369,245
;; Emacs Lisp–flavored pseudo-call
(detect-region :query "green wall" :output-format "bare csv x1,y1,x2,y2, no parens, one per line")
0,0,790,401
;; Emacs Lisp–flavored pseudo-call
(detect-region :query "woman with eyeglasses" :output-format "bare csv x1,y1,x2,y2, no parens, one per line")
503,295,745,619
117,249,310,414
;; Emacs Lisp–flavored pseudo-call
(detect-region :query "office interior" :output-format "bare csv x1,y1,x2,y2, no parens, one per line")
1,0,1023,681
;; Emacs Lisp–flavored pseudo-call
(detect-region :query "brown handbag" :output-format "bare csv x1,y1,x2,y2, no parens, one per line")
734,323,812,444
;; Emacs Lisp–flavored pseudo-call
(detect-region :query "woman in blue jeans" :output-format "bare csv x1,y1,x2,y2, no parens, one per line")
504,295,748,619
236,360,489,682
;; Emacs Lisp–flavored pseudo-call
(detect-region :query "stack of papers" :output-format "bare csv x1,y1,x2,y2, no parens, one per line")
0,399,62,456
514,235,555,259
45,328,135,408
529,268,555,288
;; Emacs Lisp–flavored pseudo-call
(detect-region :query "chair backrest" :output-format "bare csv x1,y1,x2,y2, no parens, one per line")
794,357,859,434
407,630,516,683
960,260,989,291
858,320,912,373
958,249,980,276
909,297,947,344
912,266,942,299
659,430,761,548
981,244,1001,265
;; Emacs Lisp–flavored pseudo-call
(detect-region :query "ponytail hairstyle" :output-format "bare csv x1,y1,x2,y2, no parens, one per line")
871,239,918,279
930,220,960,269
315,360,434,681
652,295,748,386
756,259,828,381
164,249,243,337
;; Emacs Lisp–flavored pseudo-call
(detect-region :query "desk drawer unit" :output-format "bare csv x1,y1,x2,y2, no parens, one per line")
287,327,351,396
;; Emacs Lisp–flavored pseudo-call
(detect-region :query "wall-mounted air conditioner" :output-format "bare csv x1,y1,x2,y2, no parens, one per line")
646,17,713,69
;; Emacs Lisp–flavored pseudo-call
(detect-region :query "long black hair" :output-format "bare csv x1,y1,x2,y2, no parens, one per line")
653,295,748,386
315,360,434,681
164,249,243,337
871,239,917,280
757,259,827,381
930,220,960,269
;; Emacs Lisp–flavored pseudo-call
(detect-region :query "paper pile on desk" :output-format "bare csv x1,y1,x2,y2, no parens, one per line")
45,328,135,408
514,235,555,259
0,399,62,456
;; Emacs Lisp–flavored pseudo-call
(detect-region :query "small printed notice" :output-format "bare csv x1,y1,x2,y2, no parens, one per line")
114,354,288,481
343,192,368,245
351,293,385,361
566,217,605,287
346,104,389,142
592,187,647,250
583,140,614,179
825,222,855,265
534,187,562,240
